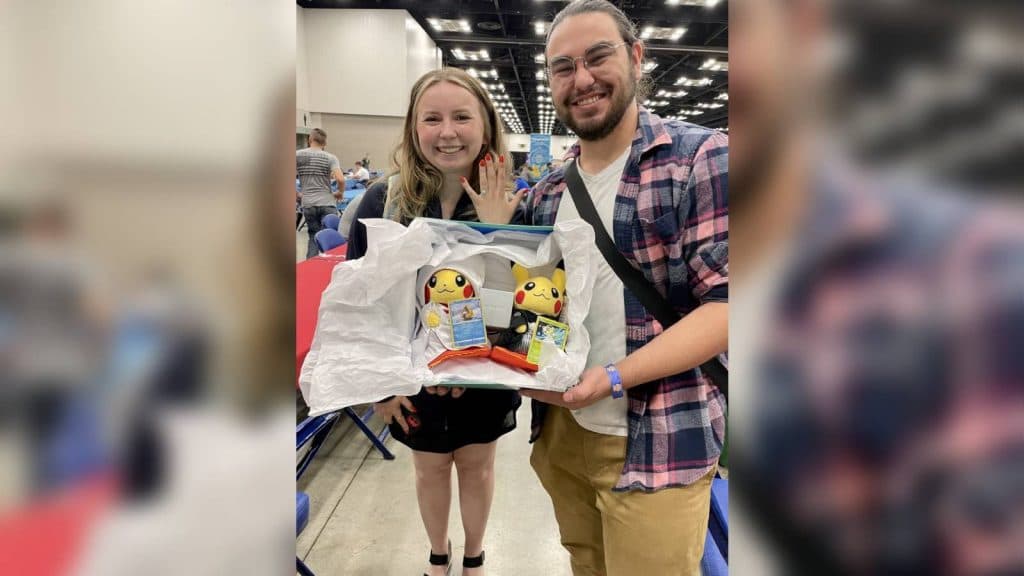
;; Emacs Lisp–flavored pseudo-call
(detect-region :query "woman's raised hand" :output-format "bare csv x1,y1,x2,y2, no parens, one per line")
461,153,527,225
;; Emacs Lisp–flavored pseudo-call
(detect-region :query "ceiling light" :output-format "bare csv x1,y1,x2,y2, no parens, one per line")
675,76,714,87
643,61,658,73
451,48,490,62
700,58,728,72
534,22,548,36
430,18,475,33
666,0,721,5
640,26,685,41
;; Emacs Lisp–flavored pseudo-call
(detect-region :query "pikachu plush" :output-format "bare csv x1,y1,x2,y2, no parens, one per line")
490,263,566,371
419,266,491,368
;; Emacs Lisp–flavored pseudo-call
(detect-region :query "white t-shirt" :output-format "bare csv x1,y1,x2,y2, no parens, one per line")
353,167,370,181
554,149,631,436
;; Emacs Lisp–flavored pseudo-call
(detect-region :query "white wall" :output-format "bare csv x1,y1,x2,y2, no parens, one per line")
9,0,293,168
296,4,310,115
319,113,403,172
302,9,439,117
405,14,440,100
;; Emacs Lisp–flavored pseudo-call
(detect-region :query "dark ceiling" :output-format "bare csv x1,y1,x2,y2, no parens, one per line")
297,0,728,135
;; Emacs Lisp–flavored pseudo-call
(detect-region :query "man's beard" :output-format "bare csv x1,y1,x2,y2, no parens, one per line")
557,77,637,141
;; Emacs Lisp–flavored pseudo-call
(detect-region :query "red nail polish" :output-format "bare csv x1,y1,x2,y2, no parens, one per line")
479,160,485,167
499,155,504,163
460,176,466,183
485,153,492,162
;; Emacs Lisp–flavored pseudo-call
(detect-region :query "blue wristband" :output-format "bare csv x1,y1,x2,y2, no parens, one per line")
605,363,624,399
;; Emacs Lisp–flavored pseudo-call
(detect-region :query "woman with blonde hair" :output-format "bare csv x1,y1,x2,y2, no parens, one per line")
346,67,525,576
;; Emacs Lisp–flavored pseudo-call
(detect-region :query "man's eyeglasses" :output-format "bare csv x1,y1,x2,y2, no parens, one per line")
546,41,630,81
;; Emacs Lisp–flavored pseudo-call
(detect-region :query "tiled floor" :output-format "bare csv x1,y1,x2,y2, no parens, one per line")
297,401,571,575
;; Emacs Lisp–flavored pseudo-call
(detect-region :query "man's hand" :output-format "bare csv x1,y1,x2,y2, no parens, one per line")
373,396,416,434
520,366,611,410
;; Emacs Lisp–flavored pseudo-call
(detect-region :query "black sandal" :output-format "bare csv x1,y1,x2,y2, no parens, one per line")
424,540,452,576
463,550,485,571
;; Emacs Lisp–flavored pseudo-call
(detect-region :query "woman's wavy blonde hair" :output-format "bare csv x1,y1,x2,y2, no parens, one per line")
385,68,508,224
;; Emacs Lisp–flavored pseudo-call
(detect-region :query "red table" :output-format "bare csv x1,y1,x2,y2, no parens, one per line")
0,473,118,576
296,245,348,382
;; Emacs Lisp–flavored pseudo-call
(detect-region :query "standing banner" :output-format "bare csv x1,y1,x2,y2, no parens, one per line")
529,133,551,167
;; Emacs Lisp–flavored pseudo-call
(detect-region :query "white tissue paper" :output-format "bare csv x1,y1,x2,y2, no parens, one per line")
298,217,596,416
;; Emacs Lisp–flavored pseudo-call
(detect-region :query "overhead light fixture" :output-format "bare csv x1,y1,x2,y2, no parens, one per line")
451,48,490,62
640,26,685,41
534,21,548,36
534,53,546,64
675,76,714,87
666,0,721,5
429,18,474,33
716,92,728,101
700,58,728,72
642,61,658,73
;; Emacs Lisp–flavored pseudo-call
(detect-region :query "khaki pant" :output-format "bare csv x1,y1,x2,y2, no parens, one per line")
530,406,713,576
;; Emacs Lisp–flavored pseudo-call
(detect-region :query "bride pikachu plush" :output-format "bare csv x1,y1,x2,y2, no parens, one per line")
418,261,490,369
491,263,566,371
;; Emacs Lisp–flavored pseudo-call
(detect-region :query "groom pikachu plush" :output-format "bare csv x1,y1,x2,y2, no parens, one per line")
419,263,491,368
490,263,566,371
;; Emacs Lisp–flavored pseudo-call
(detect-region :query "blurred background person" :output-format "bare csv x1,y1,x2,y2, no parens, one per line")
296,127,345,259
730,0,1024,574
350,160,370,185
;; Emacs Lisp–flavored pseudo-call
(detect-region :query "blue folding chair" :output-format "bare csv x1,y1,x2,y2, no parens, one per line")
314,228,345,253
321,213,340,231
701,477,729,575
297,491,315,576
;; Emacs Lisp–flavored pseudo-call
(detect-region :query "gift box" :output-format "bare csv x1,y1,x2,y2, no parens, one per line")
298,217,596,416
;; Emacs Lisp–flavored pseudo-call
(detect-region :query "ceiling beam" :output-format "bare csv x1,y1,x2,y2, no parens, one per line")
433,35,727,55
490,0,533,133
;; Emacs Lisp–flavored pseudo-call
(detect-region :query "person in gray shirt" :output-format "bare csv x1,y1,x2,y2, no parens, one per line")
297,128,345,258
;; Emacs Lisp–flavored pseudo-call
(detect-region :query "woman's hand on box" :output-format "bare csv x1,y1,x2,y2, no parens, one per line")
461,153,526,225
374,396,416,434
425,386,466,398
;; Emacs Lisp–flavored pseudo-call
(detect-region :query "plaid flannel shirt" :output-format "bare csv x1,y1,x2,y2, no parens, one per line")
751,163,1024,571
526,107,729,492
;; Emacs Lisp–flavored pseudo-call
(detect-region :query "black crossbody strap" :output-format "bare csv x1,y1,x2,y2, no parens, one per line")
563,160,728,399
